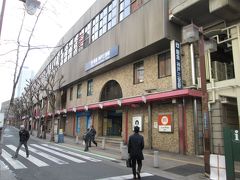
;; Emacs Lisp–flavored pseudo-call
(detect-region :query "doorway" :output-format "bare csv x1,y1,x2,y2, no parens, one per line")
103,110,122,137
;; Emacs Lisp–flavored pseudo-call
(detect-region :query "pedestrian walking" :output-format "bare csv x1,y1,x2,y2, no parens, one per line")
83,128,91,151
89,125,97,147
128,126,144,179
12,125,30,159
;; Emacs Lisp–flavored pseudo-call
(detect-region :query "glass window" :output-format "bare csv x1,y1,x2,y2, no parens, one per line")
133,61,144,84
92,15,99,42
78,29,84,51
107,0,117,30
73,34,78,56
119,0,143,21
77,83,82,98
70,87,73,100
158,51,171,78
68,39,73,60
87,79,93,96
84,22,91,48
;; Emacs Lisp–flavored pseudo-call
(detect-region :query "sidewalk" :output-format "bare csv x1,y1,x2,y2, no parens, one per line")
31,131,208,180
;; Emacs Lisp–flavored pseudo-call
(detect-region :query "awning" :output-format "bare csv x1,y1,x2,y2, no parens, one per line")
63,88,202,113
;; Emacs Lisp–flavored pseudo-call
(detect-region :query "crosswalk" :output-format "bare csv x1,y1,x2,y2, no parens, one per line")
1,143,102,170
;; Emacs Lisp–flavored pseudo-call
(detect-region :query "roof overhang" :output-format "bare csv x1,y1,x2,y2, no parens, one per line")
65,89,202,113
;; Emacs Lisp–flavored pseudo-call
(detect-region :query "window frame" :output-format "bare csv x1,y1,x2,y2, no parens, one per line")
158,51,171,78
77,83,82,99
133,61,144,84
87,79,93,96
69,87,73,101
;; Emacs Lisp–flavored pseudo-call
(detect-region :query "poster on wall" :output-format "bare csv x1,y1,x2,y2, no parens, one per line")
158,113,173,132
132,116,143,131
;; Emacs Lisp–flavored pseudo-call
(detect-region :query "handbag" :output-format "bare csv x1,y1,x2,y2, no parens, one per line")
126,158,132,168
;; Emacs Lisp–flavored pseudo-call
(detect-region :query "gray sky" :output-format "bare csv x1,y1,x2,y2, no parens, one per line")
0,0,95,108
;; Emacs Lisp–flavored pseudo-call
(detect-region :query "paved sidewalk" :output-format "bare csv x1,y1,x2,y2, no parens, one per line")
31,131,208,180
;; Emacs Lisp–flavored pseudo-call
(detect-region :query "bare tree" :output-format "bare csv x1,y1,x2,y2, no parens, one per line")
11,97,26,127
6,2,46,124
38,66,64,141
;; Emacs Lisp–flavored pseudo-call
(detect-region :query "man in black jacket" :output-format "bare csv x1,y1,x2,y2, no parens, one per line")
128,126,144,179
89,125,97,147
13,125,30,158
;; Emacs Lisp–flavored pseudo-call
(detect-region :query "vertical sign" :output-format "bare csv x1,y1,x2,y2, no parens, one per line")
175,41,183,89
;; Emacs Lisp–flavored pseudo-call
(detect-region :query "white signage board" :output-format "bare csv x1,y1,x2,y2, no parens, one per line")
132,116,142,131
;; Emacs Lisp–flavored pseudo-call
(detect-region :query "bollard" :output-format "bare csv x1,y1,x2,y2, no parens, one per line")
153,151,160,168
102,138,106,150
121,145,129,160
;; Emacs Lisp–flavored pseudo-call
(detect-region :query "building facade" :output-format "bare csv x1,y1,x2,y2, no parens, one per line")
33,0,240,156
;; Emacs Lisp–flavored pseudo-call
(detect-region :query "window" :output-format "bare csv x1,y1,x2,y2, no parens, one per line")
99,7,108,37
73,34,78,56
78,29,84,51
83,22,91,48
87,79,93,96
69,87,73,100
133,61,144,84
77,84,82,98
68,39,73,59
158,51,171,78
119,0,131,21
92,15,99,42
107,0,117,30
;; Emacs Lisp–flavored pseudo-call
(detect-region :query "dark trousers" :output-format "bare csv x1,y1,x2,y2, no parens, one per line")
84,139,89,151
131,159,142,177
14,141,29,157
89,136,97,147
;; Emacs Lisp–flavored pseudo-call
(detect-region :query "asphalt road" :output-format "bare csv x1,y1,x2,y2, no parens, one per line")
0,126,168,180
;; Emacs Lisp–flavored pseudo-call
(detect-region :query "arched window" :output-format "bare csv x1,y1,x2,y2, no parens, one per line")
100,80,122,101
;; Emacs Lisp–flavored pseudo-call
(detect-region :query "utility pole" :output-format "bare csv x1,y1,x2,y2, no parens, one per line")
0,0,6,39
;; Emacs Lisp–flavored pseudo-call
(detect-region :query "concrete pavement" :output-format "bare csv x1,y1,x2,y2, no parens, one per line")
31,131,208,180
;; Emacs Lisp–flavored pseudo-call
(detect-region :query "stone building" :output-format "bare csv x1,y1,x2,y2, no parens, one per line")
33,0,240,156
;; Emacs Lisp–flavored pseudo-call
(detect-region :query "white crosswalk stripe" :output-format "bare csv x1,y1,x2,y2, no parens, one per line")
28,146,68,165
1,149,27,169
6,145,48,167
96,173,154,180
30,144,85,163
42,144,101,162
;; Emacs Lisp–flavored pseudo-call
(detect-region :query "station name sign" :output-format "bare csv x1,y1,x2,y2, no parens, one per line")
85,46,119,71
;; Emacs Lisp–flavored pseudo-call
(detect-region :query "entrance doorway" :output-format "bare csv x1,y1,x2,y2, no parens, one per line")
103,110,122,137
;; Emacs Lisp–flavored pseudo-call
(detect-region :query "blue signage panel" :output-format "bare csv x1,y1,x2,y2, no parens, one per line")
175,41,182,89
85,45,119,71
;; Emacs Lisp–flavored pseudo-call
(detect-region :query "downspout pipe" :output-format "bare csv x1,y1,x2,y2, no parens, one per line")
148,103,152,149
190,44,199,155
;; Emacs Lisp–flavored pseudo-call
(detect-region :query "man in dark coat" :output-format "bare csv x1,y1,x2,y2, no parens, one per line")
83,128,91,151
13,125,30,158
128,126,144,179
89,125,97,147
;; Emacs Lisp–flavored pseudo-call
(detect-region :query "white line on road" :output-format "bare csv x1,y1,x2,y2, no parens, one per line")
1,149,27,169
54,143,117,161
6,145,49,167
96,172,153,180
30,144,85,163
28,146,68,165
41,144,101,162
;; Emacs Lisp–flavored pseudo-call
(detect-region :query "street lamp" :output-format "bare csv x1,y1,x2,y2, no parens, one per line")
19,0,41,15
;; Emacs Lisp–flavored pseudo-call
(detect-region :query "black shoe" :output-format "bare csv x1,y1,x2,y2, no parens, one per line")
12,156,17,159
136,172,141,179
133,175,137,179
26,154,29,158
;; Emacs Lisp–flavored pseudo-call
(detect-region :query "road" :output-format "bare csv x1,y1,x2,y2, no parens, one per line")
0,126,168,180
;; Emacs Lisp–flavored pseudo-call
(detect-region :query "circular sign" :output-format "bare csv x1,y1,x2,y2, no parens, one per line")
161,116,169,125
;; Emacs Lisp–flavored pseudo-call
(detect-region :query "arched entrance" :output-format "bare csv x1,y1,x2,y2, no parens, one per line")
100,80,123,137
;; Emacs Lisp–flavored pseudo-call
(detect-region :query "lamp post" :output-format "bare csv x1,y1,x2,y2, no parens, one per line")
0,0,6,39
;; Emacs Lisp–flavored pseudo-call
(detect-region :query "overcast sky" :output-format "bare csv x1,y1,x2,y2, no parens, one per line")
0,0,95,108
